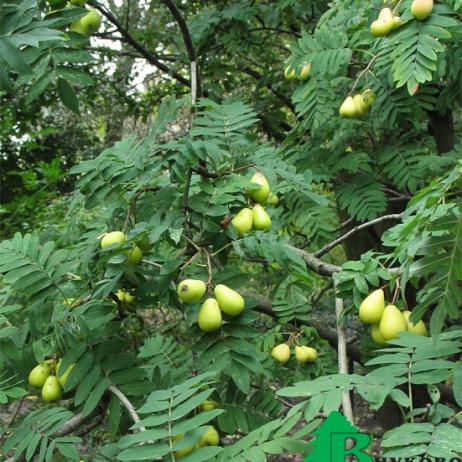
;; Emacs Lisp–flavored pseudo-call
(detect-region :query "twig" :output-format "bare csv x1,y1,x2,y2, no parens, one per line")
204,249,213,286
314,213,404,258
108,384,146,432
142,259,163,268
286,244,341,276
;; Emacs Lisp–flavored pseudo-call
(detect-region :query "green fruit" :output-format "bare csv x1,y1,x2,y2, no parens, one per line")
339,96,358,118
353,94,368,116
80,9,102,34
198,298,222,332
100,231,126,249
177,279,207,303
379,305,407,341
403,311,428,336
56,360,74,387
284,66,296,80
411,0,433,20
370,18,394,37
125,245,143,265
267,192,279,206
69,19,89,36
378,7,394,21
231,208,253,234
248,172,270,204
362,89,376,107
371,324,387,346
214,284,245,316
295,346,317,364
201,399,218,411
200,426,220,446
172,435,194,458
42,375,62,402
116,289,134,304
359,289,385,324
28,362,51,388
298,63,312,81
271,343,290,364
69,0,86,5
252,204,271,230
392,16,404,29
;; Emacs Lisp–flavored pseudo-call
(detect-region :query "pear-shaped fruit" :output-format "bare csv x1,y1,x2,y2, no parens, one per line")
379,305,407,340
378,7,394,21
295,346,318,364
359,289,385,324
201,400,218,412
362,89,376,107
411,0,433,20
69,19,88,36
248,172,270,204
371,324,387,346
173,434,194,458
267,192,279,206
231,208,253,234
353,94,368,116
392,16,403,29
198,298,222,332
370,18,394,37
200,426,220,446
125,245,143,265
403,311,428,336
80,8,102,34
116,289,135,304
271,343,290,364
339,96,358,118
298,63,312,81
252,204,271,230
214,284,245,316
284,66,296,80
56,360,75,387
177,279,207,303
28,362,51,388
42,375,62,402
100,231,126,249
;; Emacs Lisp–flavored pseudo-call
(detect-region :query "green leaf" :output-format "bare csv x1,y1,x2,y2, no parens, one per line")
57,77,80,114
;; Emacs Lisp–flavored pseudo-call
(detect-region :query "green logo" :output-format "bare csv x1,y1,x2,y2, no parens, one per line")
304,411,373,462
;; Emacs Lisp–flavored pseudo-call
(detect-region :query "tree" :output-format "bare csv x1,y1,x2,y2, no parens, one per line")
0,0,461,461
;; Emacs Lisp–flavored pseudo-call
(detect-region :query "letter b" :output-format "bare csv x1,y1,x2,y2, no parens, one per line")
331,433,373,462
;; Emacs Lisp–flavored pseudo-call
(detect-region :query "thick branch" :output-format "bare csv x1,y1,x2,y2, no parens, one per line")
287,244,341,276
93,3,190,87
314,213,404,258
108,384,146,432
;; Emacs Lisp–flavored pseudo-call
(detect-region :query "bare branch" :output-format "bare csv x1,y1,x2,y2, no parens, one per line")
286,244,341,276
108,384,146,432
314,213,404,258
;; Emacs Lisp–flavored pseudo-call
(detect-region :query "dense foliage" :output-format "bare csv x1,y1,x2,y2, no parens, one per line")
1,0,461,461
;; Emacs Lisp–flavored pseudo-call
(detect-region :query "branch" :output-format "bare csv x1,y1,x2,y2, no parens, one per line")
314,213,404,258
108,384,146,432
93,3,190,87
286,244,341,276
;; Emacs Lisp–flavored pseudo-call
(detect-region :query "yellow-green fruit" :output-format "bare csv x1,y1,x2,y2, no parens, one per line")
69,19,89,36
284,66,296,80
231,208,253,234
370,18,394,37
371,325,387,346
248,172,270,204
379,305,408,341
125,245,143,265
271,343,291,364
201,400,218,412
198,298,222,332
28,363,51,388
295,346,317,364
267,192,279,206
339,96,358,118
359,289,385,324
174,446,194,458
411,0,433,20
116,289,135,304
353,94,368,116
403,311,428,336
56,360,74,387
298,63,312,81
362,89,376,107
100,231,126,249
214,284,245,316
378,7,394,21
177,279,207,303
200,426,220,446
392,16,403,29
80,8,102,34
42,375,62,402
252,204,272,231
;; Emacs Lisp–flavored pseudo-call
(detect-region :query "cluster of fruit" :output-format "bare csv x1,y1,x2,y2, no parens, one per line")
177,279,245,332
28,359,74,402
359,289,427,346
271,343,318,365
173,425,220,458
116,288,135,306
68,0,102,37
100,231,143,265
231,172,276,234
339,89,376,119
284,63,312,81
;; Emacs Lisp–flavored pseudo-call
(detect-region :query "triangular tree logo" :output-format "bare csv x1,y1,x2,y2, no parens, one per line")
304,411,373,462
